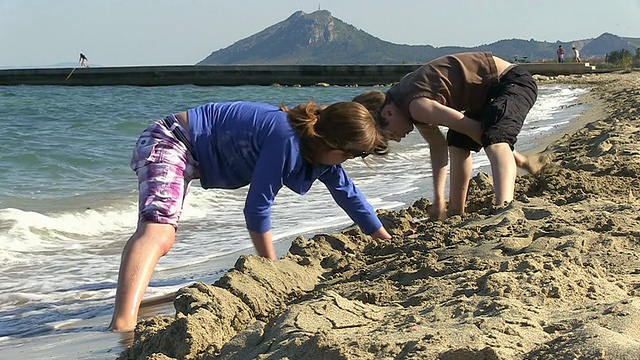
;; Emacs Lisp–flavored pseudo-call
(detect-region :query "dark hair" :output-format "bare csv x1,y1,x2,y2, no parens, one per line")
352,90,396,146
281,101,388,163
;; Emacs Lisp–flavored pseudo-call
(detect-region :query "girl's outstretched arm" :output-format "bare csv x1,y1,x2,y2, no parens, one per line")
415,123,448,220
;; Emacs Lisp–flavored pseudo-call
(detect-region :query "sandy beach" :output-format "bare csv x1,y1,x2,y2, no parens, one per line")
116,71,640,360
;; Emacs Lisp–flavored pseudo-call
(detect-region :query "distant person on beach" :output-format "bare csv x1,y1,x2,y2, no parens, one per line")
557,46,565,63
108,100,392,332
572,46,581,62
354,51,538,220
79,53,88,67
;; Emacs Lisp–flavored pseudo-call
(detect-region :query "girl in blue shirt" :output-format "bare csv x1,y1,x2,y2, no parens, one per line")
109,100,392,332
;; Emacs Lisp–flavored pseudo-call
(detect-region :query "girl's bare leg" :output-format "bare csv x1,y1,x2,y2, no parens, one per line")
109,223,176,332
486,143,517,206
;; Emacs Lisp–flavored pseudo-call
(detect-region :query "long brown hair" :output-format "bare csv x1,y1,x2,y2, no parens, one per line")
281,101,388,163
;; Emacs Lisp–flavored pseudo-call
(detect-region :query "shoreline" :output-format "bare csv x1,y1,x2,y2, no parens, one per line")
524,77,607,156
114,71,640,359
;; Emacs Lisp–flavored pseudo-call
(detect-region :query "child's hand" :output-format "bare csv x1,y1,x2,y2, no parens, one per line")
370,226,392,240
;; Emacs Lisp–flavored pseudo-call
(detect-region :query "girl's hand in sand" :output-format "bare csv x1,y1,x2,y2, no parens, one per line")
370,226,392,240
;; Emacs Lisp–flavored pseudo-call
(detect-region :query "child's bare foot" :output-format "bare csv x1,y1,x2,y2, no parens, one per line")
428,203,447,221
516,153,547,175
491,200,516,214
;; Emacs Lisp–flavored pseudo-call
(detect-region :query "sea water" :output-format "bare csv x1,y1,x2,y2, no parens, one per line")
0,83,588,353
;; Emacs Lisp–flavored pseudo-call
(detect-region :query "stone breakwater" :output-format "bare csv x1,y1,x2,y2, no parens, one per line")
117,71,640,360
0,63,598,86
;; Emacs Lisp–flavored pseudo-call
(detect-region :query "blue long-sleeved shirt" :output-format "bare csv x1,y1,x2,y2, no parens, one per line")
186,101,382,234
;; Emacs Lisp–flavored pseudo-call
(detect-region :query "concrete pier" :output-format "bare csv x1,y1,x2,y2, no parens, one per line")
0,63,597,86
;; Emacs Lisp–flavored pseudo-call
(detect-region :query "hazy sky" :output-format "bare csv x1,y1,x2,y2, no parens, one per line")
1,0,639,67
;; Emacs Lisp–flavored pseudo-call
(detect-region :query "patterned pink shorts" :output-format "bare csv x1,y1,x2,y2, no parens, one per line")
130,116,199,229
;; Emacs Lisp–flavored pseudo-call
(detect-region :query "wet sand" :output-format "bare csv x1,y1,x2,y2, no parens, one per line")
116,71,640,360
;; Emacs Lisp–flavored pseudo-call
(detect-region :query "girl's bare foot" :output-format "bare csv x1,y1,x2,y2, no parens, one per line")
515,153,547,175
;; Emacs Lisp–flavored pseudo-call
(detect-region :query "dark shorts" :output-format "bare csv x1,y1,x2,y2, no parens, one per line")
447,65,538,152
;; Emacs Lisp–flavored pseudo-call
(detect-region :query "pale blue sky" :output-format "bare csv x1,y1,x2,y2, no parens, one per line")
1,0,639,67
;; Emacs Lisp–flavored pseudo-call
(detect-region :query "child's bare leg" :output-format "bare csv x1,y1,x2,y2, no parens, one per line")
448,146,472,215
109,223,176,332
485,143,517,206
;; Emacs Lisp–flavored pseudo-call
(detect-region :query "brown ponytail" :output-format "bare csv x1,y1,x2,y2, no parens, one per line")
281,101,388,163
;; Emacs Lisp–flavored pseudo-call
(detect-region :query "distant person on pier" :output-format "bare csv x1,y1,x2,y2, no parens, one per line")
557,46,565,63
353,52,539,221
79,53,88,67
108,100,392,332
572,46,581,62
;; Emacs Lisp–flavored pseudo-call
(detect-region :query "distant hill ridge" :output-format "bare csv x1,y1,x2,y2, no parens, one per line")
198,10,639,65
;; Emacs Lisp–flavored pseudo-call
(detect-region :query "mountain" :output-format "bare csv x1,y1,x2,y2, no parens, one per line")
198,10,640,65
199,10,435,65
582,32,637,55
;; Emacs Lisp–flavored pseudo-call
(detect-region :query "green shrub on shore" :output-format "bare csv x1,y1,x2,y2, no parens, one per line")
604,48,640,69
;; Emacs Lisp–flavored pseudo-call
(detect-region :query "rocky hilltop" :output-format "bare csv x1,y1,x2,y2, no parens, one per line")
198,10,639,65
